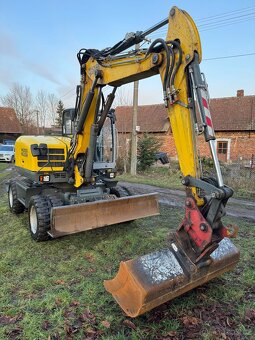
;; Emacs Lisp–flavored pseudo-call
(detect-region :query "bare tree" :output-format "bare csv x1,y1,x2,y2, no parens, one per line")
0,83,34,132
114,86,132,173
114,85,132,107
35,90,48,128
47,93,58,126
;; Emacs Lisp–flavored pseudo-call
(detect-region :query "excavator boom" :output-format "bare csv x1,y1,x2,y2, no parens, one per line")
102,7,240,316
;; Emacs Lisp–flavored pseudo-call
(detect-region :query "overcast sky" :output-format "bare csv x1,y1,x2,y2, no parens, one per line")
0,0,255,108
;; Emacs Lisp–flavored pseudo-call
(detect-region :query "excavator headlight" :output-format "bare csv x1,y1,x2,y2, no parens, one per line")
106,169,116,178
39,175,50,182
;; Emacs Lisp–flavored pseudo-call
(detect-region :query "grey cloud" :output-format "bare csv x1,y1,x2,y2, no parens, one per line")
0,67,15,88
0,31,20,58
0,30,60,85
57,83,76,107
24,61,61,85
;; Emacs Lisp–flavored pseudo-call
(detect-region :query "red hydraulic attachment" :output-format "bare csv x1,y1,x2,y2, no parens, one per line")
179,196,213,250
176,193,238,264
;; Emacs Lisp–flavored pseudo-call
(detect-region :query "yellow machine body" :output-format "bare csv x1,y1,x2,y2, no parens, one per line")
15,135,70,173
14,133,159,236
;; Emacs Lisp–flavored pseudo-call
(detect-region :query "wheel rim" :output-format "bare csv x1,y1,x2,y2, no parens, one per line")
9,188,13,208
30,205,38,234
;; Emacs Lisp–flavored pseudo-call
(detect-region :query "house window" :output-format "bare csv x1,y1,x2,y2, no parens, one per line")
217,141,228,154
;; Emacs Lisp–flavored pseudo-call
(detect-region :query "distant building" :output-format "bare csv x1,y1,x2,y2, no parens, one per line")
0,107,22,143
115,90,255,163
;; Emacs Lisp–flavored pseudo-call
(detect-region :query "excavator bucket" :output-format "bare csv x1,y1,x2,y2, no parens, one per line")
49,193,159,238
104,237,240,317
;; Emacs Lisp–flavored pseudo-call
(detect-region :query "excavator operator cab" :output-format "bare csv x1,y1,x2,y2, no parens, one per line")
62,107,117,176
62,108,76,136
94,109,117,176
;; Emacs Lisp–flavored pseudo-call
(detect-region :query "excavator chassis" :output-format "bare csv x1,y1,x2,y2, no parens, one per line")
104,237,240,317
8,177,159,240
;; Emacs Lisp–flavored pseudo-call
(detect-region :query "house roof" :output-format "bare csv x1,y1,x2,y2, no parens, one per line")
0,107,22,133
115,93,255,133
115,104,170,133
209,95,255,131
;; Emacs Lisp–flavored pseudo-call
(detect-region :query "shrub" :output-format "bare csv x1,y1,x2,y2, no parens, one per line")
137,134,162,171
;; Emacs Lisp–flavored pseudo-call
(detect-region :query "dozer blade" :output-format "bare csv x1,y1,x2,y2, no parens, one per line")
104,237,240,317
49,193,159,238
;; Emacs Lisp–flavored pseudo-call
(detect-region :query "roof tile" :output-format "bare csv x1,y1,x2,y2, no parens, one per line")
0,107,22,133
115,104,169,133
115,94,255,132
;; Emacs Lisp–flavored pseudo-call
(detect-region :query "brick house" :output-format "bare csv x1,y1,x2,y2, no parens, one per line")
115,90,255,164
0,107,22,143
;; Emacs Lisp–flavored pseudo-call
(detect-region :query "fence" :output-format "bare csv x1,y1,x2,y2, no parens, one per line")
167,154,255,196
221,155,255,195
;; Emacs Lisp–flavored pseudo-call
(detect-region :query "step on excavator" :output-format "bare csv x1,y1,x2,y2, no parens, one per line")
8,6,240,317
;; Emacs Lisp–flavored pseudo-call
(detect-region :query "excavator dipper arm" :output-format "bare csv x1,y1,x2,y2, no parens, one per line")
72,6,240,316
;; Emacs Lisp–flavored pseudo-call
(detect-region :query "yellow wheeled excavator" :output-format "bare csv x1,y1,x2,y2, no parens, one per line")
8,6,240,317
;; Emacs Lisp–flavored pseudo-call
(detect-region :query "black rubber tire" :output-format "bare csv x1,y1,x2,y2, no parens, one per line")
110,185,132,198
46,195,64,208
28,195,51,241
10,155,14,163
8,180,25,214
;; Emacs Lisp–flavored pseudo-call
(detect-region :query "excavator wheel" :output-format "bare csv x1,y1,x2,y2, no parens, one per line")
8,180,25,214
28,195,51,241
110,185,132,198
46,195,64,209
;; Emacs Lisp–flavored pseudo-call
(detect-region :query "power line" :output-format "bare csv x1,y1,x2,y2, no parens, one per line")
59,54,255,99
60,88,76,99
198,11,255,28
148,14,255,37
200,16,255,32
203,52,255,61
58,8,255,97
147,6,255,38
196,5,255,22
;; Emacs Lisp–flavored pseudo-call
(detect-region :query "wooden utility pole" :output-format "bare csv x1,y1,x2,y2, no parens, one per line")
130,43,139,175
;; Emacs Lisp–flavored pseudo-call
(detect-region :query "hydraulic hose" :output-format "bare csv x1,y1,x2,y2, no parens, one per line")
146,38,170,95
166,40,182,88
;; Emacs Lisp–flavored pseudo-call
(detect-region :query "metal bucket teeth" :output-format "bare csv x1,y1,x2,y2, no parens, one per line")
104,238,240,317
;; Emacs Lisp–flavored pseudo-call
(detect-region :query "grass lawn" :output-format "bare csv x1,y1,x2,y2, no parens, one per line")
117,166,255,199
0,193,254,339
0,163,11,181
118,167,183,191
